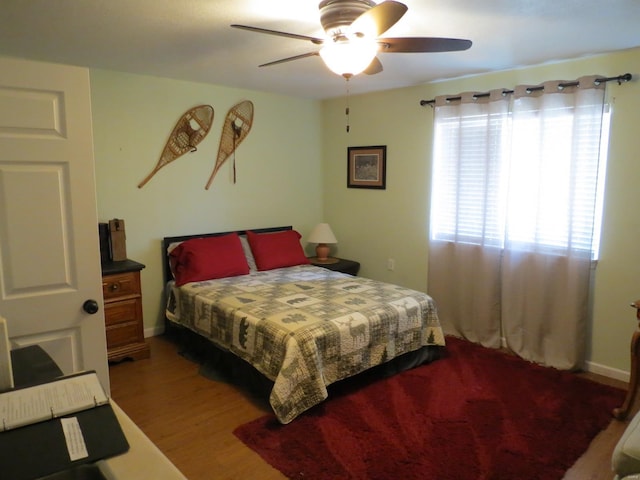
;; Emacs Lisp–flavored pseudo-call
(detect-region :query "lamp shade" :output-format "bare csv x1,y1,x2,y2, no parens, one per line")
308,223,338,244
319,38,378,77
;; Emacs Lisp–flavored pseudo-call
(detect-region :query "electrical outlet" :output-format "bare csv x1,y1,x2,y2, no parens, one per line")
387,259,395,271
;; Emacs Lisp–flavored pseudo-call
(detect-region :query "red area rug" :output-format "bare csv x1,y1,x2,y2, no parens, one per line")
234,336,625,480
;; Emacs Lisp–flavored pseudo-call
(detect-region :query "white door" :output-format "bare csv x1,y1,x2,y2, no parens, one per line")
0,57,109,391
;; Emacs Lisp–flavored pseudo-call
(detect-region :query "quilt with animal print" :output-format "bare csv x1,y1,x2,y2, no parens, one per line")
166,264,445,424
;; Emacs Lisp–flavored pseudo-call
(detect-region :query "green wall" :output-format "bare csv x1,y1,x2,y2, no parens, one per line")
322,47,640,377
91,47,640,377
90,70,323,331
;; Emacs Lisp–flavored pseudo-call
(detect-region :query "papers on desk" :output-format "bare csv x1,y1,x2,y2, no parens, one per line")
61,417,90,461
0,371,108,431
0,371,129,480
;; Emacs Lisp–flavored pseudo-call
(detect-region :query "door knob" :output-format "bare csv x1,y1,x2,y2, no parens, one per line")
83,299,99,314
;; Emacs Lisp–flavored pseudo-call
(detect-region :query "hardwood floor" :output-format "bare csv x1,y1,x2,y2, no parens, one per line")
109,335,635,480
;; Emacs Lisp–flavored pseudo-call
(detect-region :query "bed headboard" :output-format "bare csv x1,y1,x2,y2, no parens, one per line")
161,226,292,285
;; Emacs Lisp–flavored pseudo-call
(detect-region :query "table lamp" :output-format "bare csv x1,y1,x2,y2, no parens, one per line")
308,223,338,264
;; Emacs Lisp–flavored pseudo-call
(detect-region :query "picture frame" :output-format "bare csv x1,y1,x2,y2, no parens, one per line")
347,145,387,189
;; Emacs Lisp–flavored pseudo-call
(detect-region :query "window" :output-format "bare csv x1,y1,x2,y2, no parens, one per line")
427,78,611,369
430,89,609,259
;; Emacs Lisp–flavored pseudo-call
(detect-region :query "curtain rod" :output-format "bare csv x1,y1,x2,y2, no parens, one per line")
419,73,632,107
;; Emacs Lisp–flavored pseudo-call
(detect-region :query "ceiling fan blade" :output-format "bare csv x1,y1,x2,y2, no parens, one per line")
259,51,320,68
363,56,383,75
378,37,472,53
231,24,324,45
350,1,408,38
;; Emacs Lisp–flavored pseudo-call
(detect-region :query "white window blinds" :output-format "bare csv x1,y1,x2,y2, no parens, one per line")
430,80,608,258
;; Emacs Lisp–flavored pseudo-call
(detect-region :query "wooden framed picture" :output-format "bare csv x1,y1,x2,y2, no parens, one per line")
347,145,387,189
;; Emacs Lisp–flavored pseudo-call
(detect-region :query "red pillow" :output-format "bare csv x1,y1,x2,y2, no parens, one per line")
170,233,249,286
247,230,310,271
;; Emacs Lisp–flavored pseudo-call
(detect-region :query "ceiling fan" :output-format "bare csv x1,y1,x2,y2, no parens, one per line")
231,0,472,78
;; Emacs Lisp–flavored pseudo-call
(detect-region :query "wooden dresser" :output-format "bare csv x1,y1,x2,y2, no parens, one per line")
101,259,150,362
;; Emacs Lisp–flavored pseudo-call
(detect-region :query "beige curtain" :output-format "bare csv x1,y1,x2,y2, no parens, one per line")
428,89,510,350
428,77,606,369
428,241,503,349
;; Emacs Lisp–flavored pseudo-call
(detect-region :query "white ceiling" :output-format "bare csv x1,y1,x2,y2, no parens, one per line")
1,0,639,100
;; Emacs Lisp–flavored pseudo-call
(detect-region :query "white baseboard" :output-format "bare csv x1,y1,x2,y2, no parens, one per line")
585,360,629,383
500,336,629,382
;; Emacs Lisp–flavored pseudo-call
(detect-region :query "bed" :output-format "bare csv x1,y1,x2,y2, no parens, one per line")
162,226,445,424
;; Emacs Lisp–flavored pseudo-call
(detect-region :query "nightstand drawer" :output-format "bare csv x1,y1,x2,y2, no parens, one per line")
106,321,143,348
104,298,141,326
102,271,141,300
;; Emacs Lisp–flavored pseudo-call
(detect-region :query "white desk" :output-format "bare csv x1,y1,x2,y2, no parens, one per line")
97,401,187,480
9,346,186,480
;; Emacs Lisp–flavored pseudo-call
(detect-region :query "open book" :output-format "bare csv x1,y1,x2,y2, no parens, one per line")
0,371,108,431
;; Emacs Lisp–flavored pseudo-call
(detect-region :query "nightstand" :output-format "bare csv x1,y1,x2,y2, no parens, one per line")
101,259,150,362
308,257,360,276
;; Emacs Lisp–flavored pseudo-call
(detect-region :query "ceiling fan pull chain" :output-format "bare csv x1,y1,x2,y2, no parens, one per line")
345,76,350,133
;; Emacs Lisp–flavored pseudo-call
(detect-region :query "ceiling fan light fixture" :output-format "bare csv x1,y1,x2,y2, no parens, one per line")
319,37,378,77
233,0,472,78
